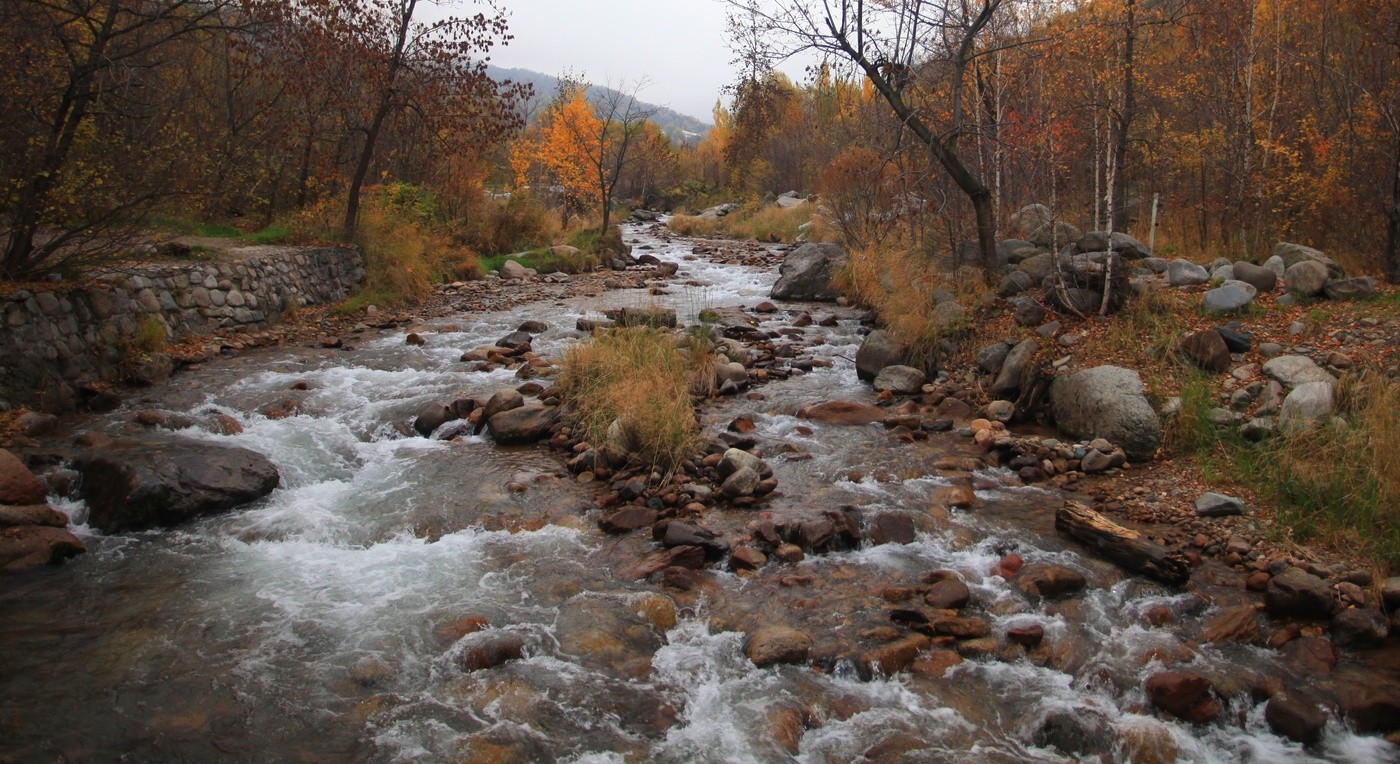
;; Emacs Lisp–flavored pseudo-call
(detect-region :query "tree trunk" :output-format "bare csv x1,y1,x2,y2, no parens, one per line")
1111,0,1137,233
341,0,417,240
1388,139,1400,283
1056,501,1191,585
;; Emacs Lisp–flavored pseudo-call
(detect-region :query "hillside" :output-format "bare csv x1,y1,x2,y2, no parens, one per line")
486,66,711,143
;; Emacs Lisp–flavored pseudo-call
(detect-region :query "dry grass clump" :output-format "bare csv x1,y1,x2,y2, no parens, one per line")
721,204,814,243
668,214,723,238
835,247,974,369
556,327,701,474
1254,372,1400,568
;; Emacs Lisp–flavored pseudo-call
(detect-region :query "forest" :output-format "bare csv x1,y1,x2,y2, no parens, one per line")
1,0,1397,289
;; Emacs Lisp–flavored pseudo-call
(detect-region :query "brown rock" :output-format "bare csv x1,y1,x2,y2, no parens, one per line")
456,633,526,671
765,706,804,755
1015,563,1087,600
1007,625,1045,647
934,484,977,509
1339,681,1400,734
1204,606,1261,645
910,649,964,678
599,507,657,534
0,526,85,572
863,634,930,676
774,544,804,563
0,504,68,528
746,627,813,667
1265,692,1327,746
931,616,992,639
1146,671,1219,722
923,579,972,610
435,616,489,642
797,401,886,425
729,546,767,572
0,449,47,505
1281,637,1337,675
869,512,915,545
1182,329,1231,373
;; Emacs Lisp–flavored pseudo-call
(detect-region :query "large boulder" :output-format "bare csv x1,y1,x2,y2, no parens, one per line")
1284,260,1330,297
1028,221,1082,249
0,449,48,505
1110,232,1151,259
873,365,927,394
1182,329,1231,373
1232,261,1278,292
1010,204,1054,234
855,330,904,382
1324,276,1377,301
1017,253,1056,283
1201,280,1257,314
487,405,561,446
73,440,281,533
745,626,812,667
991,339,1039,398
1279,382,1335,435
1265,568,1339,619
499,259,533,280
770,242,848,301
1274,242,1344,278
1049,366,1162,461
997,239,1036,264
1168,259,1210,287
1263,355,1334,388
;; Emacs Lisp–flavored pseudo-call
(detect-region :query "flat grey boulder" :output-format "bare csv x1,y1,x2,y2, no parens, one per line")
1168,259,1210,287
1263,355,1334,387
770,242,848,301
74,440,281,533
1323,276,1376,301
991,339,1039,398
1274,242,1344,278
1201,280,1257,314
976,341,1013,375
1195,492,1246,517
1050,366,1162,461
855,330,903,382
873,365,927,394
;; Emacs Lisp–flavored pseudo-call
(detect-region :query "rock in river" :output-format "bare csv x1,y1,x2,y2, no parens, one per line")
73,439,280,533
487,405,561,446
0,448,48,506
770,242,848,301
745,626,813,667
1049,366,1162,461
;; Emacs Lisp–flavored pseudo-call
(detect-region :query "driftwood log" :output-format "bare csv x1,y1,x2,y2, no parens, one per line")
1055,501,1192,586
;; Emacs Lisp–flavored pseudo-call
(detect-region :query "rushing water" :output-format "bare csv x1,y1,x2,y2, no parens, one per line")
0,224,1396,763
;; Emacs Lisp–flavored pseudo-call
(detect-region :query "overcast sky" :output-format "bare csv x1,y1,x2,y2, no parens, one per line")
476,0,736,122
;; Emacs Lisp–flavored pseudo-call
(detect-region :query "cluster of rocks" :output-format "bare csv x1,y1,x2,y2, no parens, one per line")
0,247,364,411
1163,242,1375,313
0,448,84,572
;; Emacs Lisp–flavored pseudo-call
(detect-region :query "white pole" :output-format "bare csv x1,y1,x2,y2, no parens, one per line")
1148,192,1160,256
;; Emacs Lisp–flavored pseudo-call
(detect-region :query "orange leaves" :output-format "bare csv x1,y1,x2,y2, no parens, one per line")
537,88,605,210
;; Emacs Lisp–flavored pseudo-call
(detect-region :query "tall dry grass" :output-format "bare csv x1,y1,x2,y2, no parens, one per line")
556,327,700,474
1254,372,1400,567
835,247,975,369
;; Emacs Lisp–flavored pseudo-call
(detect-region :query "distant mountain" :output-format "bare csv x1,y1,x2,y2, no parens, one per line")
487,66,711,144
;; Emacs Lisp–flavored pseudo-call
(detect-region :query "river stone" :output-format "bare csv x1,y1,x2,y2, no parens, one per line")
1015,563,1086,599
855,330,903,381
1266,568,1339,619
976,341,1013,375
73,440,280,533
1332,608,1389,649
746,626,812,667
1323,276,1377,301
1339,682,1400,734
1274,242,1344,277
0,504,68,528
499,260,531,280
599,507,657,534
996,271,1034,298
1017,253,1055,282
718,448,771,479
1284,260,1330,297
1232,261,1277,292
1195,492,1245,517
487,405,560,446
991,339,1038,398
1049,366,1162,461
1213,326,1252,353
1168,259,1210,286
1201,280,1257,313
1029,220,1082,249
0,526,86,572
0,449,48,505
924,578,971,609
1266,692,1328,747
1146,672,1219,722
456,632,527,671
1182,329,1231,373
869,512,915,545
720,466,761,498
797,401,886,425
1279,382,1335,435
1013,297,1047,327
479,390,525,429
873,365,926,394
1263,355,1333,387
770,242,848,301
414,401,457,437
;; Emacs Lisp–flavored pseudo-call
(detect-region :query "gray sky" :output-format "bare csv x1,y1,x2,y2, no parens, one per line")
485,0,736,122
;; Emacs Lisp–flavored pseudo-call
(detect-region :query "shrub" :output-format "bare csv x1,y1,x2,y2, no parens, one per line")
461,196,557,256
556,327,700,474
668,214,722,238
834,246,974,369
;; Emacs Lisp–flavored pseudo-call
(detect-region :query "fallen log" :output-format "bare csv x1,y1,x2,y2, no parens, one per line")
1055,501,1191,586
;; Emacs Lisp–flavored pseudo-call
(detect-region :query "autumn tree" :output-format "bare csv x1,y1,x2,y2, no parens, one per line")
729,0,1011,274
0,0,248,279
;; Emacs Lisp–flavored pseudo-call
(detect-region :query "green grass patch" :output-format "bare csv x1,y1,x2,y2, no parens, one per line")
481,247,600,275
149,218,293,245
335,292,397,315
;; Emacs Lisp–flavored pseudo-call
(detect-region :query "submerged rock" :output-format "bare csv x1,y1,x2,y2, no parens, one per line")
0,526,86,572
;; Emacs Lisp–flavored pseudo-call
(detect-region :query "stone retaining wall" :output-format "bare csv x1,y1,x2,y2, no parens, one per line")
0,246,364,410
